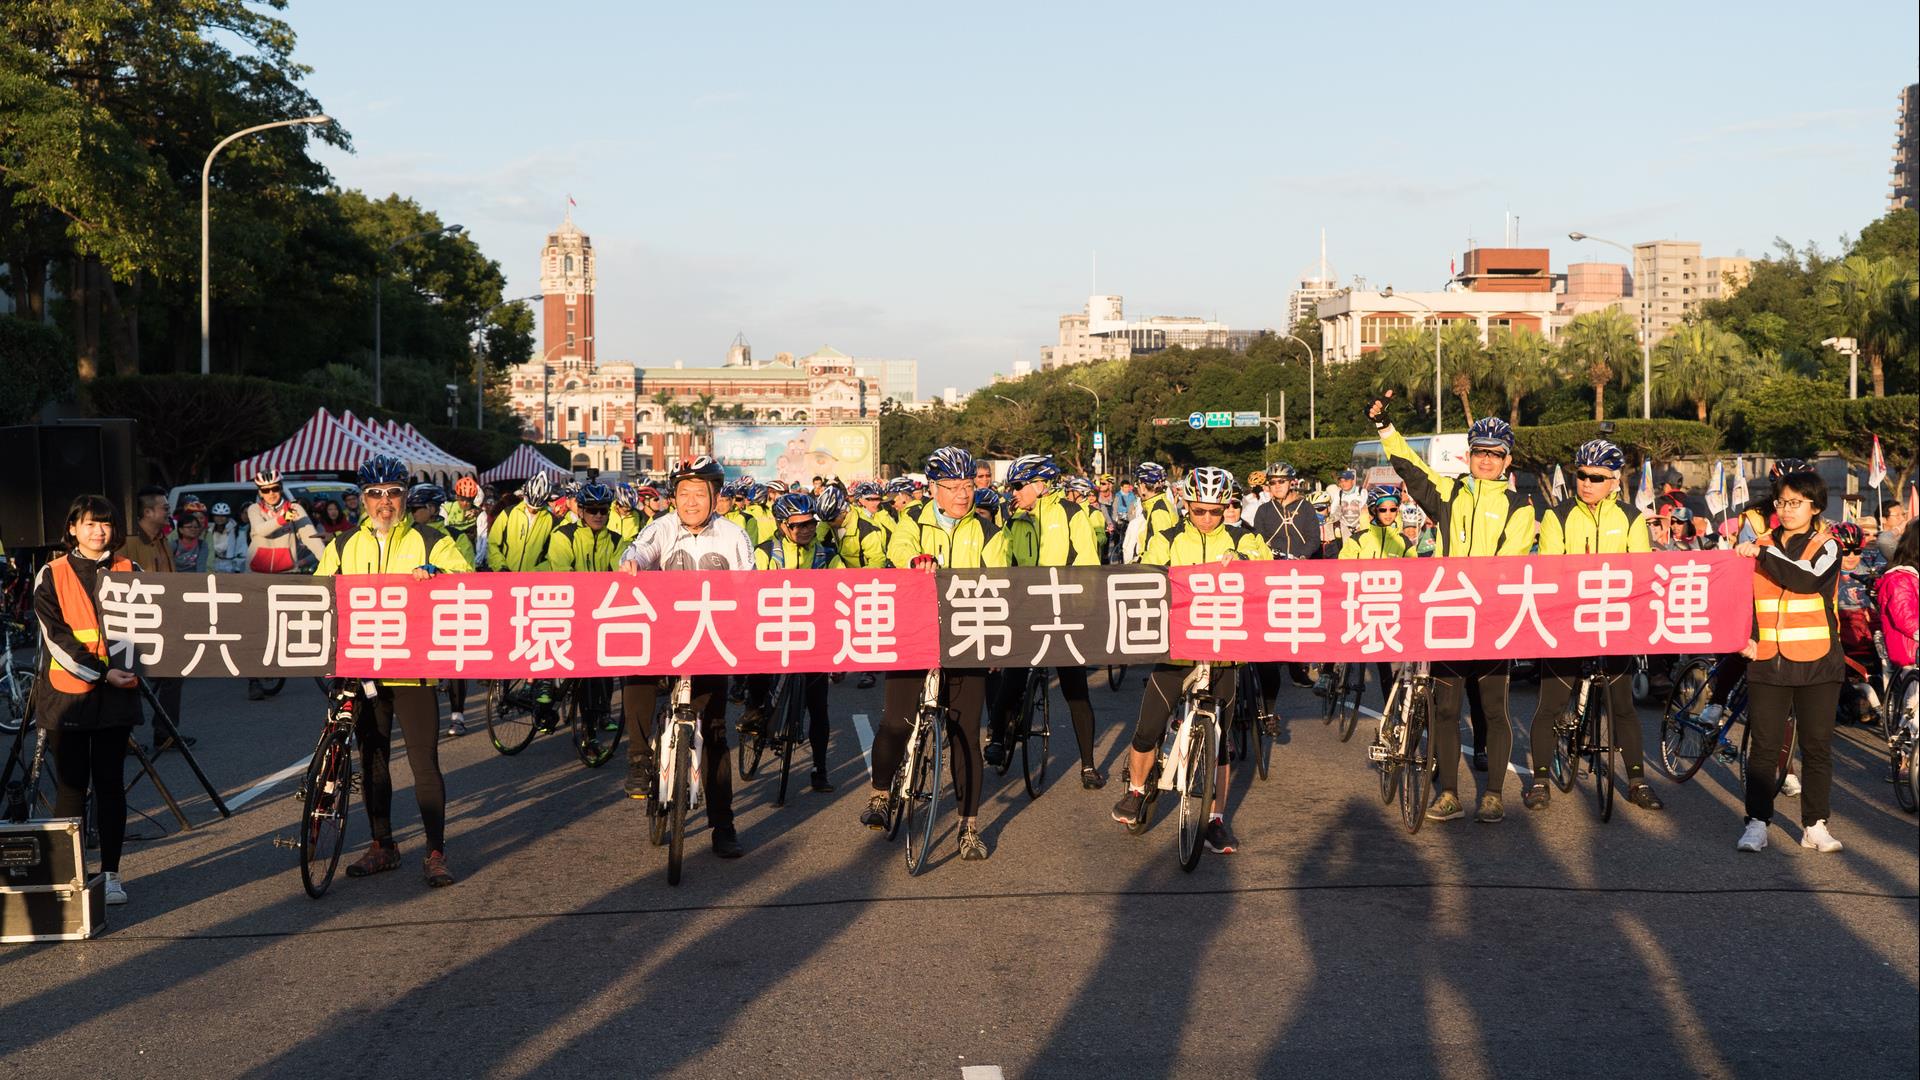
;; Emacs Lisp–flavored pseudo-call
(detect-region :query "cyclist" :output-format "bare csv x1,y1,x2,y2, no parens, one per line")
617,456,752,860
1733,467,1845,853
609,481,644,546
1062,475,1107,555
719,479,760,545
1521,440,1664,813
878,477,916,537
748,480,781,540
1112,466,1271,853
207,501,249,574
740,492,842,793
640,483,671,526
985,455,1106,788
244,469,326,699
442,477,489,567
1250,461,1324,734
1330,467,1367,532
405,483,471,734
864,446,1010,861
1335,484,1411,706
1122,462,1177,563
540,481,626,742
486,472,557,572
1368,396,1535,824
316,454,472,888
836,482,890,569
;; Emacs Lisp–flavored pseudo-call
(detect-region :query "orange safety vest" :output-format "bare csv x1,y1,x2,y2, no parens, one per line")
1751,530,1836,663
46,554,134,694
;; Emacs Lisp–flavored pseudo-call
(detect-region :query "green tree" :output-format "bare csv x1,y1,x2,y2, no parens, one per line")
1370,328,1439,426
1558,308,1639,420
1437,321,1489,426
1822,254,1915,398
1851,208,1919,264
1487,327,1554,426
1652,321,1747,422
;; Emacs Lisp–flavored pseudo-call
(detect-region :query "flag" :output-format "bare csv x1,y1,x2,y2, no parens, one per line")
1868,435,1887,490
1704,459,1727,516
1732,457,1749,510
1634,459,1655,513
1549,464,1566,503
1907,479,1919,521
567,194,577,208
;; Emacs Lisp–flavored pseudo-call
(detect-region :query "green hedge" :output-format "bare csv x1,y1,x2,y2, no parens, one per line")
1511,419,1720,474
0,316,73,425
81,373,564,486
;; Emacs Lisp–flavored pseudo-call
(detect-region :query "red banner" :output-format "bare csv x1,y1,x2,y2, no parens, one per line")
331,570,939,678
1169,551,1752,663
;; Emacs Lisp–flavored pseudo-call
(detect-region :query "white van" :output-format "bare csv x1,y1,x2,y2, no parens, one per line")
1351,433,1470,478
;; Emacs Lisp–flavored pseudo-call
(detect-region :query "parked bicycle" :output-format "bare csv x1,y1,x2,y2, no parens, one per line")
1882,663,1919,812
1,612,37,736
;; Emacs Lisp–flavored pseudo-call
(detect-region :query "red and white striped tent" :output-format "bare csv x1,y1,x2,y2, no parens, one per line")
233,409,382,481
481,443,571,484
336,412,473,484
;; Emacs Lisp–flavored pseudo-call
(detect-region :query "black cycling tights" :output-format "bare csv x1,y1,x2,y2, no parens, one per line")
871,668,987,819
989,666,1098,768
622,675,735,831
49,726,131,874
1431,660,1511,798
356,685,445,852
1130,664,1235,768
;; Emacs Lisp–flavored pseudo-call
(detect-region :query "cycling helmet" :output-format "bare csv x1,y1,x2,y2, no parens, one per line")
1266,462,1298,480
1667,506,1694,525
453,476,480,501
671,456,725,495
178,496,207,515
1246,470,1267,488
576,481,616,509
1181,466,1235,505
636,484,661,501
816,484,849,522
973,487,1003,514
251,469,282,488
772,492,818,522
1769,457,1810,481
1064,476,1095,497
1367,485,1402,508
764,479,790,496
884,477,916,496
406,483,446,510
1136,461,1167,486
1006,453,1061,486
1573,439,1626,472
1338,468,1358,482
1831,521,1863,552
1309,488,1335,512
926,446,976,482
612,480,638,509
521,472,553,505
210,501,233,517
1467,416,1515,452
851,480,883,500
357,454,410,488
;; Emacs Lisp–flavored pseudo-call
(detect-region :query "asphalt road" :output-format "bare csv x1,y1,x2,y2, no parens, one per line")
2,669,1915,1079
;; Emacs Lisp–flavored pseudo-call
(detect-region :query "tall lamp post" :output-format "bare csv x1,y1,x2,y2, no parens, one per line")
1381,287,1444,434
540,336,592,441
374,223,464,406
1568,231,1651,419
472,294,540,429
200,114,330,375
1067,381,1104,472
1280,331,1318,439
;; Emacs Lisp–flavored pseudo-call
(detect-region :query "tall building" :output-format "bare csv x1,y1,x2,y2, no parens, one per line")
1631,241,1749,344
1286,230,1340,331
862,358,919,404
540,210,596,369
1317,247,1557,364
1039,294,1235,369
1892,82,1917,211
507,212,635,472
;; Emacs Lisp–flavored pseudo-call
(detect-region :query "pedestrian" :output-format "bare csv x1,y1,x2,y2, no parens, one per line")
34,495,143,906
206,501,250,573
122,487,190,752
315,499,354,538
1879,502,1909,563
169,507,211,572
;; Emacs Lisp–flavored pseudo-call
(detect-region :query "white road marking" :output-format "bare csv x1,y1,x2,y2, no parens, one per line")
852,712,874,775
225,756,312,810
960,1068,1005,1080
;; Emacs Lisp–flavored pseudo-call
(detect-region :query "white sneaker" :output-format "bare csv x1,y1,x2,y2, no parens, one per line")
1800,819,1843,852
102,871,128,906
1781,773,1802,798
1736,819,1768,852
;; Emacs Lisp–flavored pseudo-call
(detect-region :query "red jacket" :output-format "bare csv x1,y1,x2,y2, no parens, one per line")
1879,566,1918,668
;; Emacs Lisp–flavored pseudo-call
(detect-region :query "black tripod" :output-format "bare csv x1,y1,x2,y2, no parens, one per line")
131,676,231,823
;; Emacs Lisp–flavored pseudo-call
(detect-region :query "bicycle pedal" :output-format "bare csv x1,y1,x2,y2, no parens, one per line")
271,836,299,850
1366,745,1390,762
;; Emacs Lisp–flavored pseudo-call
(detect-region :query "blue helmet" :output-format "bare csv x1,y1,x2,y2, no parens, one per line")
1136,461,1167,485
771,492,818,521
405,483,446,510
1366,484,1402,509
1064,476,1095,497
614,480,639,509
1468,416,1515,453
926,446,975,482
576,481,616,508
357,454,410,488
1573,439,1625,472
816,484,848,521
884,476,916,496
1006,453,1060,486
850,480,882,500
972,487,1003,513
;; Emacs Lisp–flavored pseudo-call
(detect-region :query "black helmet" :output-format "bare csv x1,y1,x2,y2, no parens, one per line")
671,456,725,494
405,483,447,511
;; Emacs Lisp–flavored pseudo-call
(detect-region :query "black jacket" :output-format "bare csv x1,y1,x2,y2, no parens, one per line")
34,552,144,732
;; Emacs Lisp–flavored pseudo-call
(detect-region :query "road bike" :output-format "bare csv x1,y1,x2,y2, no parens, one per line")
1370,661,1432,835
1227,662,1270,781
1659,656,1795,794
1319,661,1365,744
564,678,624,768
884,668,946,876
1882,663,1919,812
1,612,37,736
483,677,592,760
647,676,701,886
1547,657,1619,822
738,672,814,807
284,680,359,898
988,666,1051,799
1119,663,1225,872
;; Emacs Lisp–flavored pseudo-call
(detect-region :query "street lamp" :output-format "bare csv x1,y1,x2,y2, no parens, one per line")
541,336,592,441
1280,331,1318,439
1568,231,1651,420
472,294,540,429
200,114,330,375
374,223,464,406
1067,381,1104,471
1822,336,1860,399
1381,287,1444,434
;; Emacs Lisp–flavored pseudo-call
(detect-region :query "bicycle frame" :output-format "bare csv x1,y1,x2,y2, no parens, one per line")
1159,662,1222,794
658,676,701,808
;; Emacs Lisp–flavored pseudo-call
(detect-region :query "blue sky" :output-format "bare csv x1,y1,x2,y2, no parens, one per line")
293,0,1918,392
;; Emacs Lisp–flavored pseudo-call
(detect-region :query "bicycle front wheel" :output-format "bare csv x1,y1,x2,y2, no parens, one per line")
1659,658,1716,781
298,730,353,899
666,725,692,886
1338,667,1364,744
774,677,805,807
1176,718,1217,872
1021,670,1050,800
485,680,538,756
1377,711,1404,807
904,712,944,875
1551,700,1578,793
2,668,34,735
1588,688,1614,823
1398,685,1431,835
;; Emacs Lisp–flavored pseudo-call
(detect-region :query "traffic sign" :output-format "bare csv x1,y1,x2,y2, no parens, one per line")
1205,411,1232,428
1232,411,1261,428
1188,412,1205,429
1092,430,1105,449
1151,417,1175,426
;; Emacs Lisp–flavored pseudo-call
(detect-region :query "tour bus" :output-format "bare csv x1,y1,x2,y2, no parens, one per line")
1351,432,1470,478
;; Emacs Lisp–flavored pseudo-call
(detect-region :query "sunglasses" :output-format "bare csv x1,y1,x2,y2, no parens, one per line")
1469,448,1509,459
1575,471,1613,484
1375,507,1400,515
362,486,406,500
1189,507,1225,518
258,485,283,494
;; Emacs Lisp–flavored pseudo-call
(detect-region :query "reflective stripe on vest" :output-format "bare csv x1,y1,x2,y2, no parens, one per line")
47,555,133,694
1750,532,1836,663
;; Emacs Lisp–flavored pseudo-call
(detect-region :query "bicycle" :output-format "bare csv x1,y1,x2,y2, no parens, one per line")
1319,661,1365,744
988,666,1051,799
1,614,37,736
483,677,563,756
878,669,945,874
1369,661,1432,835
1882,664,1919,812
1659,656,1795,794
283,680,359,898
646,675,701,886
1227,662,1270,781
738,672,812,807
563,677,624,768
1119,663,1226,872
1547,657,1618,822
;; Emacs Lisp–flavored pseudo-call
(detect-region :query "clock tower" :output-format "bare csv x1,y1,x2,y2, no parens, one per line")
540,210,595,370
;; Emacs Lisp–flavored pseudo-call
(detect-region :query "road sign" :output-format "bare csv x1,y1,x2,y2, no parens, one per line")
1151,417,1175,426
1205,411,1232,428
1092,431,1105,449
1188,413,1205,429
1232,411,1261,428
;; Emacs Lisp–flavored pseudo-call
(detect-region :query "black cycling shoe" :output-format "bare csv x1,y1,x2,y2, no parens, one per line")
1523,784,1551,811
737,706,766,737
810,770,835,793
860,793,890,830
982,739,1009,769
711,827,744,859
1627,782,1665,811
624,759,653,800
1111,789,1145,826
1472,750,1489,772
1080,766,1107,790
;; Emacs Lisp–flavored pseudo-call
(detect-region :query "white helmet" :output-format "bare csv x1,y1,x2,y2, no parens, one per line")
251,469,282,488
1181,466,1235,505
210,501,233,517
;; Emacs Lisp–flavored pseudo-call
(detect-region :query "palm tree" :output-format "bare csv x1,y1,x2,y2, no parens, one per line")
1487,327,1554,426
1652,321,1746,422
1370,328,1439,420
1439,321,1488,425
1558,308,1639,420
1823,254,1916,397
